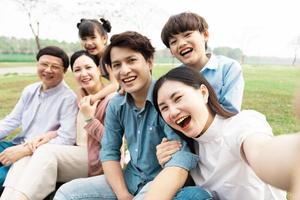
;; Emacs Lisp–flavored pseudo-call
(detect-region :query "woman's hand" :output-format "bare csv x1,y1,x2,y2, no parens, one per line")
79,95,98,121
156,137,182,167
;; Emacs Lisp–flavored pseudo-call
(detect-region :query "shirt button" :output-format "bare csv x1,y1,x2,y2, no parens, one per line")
138,130,140,134
135,148,138,152
149,127,152,131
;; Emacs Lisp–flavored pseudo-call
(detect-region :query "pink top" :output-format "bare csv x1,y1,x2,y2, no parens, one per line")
84,93,115,176
48,92,116,176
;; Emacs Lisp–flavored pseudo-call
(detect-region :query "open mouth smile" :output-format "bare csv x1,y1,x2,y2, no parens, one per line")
122,76,137,84
175,115,191,128
180,48,193,56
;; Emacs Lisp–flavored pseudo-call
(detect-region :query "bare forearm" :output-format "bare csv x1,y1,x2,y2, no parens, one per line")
94,82,118,101
102,160,132,200
291,156,300,200
145,167,188,200
244,133,300,190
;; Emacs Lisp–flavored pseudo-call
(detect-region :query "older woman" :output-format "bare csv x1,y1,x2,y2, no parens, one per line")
0,50,115,200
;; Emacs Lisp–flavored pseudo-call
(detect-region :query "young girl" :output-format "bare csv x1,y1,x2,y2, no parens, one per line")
0,51,115,200
153,67,300,199
161,12,244,113
77,18,119,103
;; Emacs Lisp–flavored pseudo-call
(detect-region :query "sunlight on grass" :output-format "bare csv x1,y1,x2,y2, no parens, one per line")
1,64,300,137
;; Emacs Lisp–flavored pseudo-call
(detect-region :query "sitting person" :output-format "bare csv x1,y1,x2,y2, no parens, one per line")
153,67,300,199
76,17,119,104
0,46,77,190
54,31,211,200
0,50,115,200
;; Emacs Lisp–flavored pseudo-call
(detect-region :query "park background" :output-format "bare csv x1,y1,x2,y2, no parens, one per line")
0,0,300,199
1,0,300,135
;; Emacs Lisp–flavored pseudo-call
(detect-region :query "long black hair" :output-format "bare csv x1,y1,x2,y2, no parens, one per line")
153,67,236,150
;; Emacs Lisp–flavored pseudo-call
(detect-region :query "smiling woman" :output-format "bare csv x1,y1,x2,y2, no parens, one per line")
0,50,116,200
153,66,300,199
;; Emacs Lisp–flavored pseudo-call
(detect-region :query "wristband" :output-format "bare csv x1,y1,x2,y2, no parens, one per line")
84,117,93,123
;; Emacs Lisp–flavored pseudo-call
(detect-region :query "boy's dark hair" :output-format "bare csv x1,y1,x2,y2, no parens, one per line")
161,12,209,49
70,50,100,71
77,18,111,39
103,31,155,67
36,46,69,71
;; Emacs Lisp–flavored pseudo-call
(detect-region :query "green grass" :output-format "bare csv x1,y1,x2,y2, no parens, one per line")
0,53,35,62
0,64,299,200
242,65,300,135
1,64,300,136
0,62,35,68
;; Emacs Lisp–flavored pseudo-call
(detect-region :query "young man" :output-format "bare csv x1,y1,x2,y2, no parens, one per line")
0,46,78,186
54,31,211,200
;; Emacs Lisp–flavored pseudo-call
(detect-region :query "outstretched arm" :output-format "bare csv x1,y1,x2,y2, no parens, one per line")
243,133,300,191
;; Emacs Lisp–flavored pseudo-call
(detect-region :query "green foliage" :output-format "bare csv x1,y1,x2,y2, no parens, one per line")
0,53,35,62
0,36,81,55
213,46,243,62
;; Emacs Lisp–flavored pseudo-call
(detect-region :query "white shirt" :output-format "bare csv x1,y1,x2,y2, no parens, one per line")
0,81,78,145
191,110,286,200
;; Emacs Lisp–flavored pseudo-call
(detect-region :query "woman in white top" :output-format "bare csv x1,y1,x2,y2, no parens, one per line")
152,67,300,200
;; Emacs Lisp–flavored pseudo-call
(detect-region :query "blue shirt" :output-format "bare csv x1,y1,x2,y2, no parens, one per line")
182,54,244,113
101,80,199,195
0,81,78,145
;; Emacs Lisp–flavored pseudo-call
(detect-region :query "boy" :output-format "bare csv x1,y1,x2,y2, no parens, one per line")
54,31,211,200
161,12,244,113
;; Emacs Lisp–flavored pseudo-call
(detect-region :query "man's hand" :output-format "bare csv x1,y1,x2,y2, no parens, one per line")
156,138,181,166
0,144,32,165
25,134,52,152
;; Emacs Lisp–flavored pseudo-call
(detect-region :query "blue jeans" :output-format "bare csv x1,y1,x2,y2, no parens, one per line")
54,175,212,200
174,186,213,200
0,141,15,186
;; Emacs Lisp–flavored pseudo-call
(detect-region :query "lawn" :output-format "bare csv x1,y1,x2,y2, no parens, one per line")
1,64,300,136
0,62,35,68
0,64,299,199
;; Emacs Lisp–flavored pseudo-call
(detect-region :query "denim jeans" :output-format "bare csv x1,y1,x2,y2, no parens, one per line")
0,141,15,185
174,186,213,200
54,174,212,200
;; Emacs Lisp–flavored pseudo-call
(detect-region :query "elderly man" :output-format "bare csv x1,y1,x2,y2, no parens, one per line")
0,46,78,186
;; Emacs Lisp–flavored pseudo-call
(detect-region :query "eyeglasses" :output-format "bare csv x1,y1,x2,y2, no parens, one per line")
38,62,64,71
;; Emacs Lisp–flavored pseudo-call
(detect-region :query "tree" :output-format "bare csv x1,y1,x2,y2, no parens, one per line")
12,0,61,51
291,35,300,65
74,0,168,36
213,47,244,62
